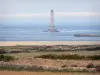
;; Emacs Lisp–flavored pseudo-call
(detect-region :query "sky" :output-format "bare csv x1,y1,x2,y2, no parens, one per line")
0,0,100,25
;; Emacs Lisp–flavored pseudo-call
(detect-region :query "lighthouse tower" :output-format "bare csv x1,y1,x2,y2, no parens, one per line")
48,9,59,32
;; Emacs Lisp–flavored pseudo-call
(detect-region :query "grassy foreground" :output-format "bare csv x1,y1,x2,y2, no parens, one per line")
0,46,100,72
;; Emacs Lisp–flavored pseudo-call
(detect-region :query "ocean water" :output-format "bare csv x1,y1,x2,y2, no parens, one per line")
0,25,100,41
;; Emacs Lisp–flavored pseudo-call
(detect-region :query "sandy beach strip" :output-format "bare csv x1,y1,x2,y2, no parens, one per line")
0,41,100,46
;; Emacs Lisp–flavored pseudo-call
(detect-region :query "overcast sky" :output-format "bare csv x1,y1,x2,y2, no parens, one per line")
0,0,100,24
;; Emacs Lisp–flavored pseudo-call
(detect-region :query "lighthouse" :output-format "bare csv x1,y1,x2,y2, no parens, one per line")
48,9,59,32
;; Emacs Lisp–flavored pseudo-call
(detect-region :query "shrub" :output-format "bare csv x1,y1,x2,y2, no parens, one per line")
35,54,84,60
95,65,100,68
71,64,78,67
87,63,94,68
88,55,100,60
0,48,6,55
95,65,100,72
35,54,100,60
61,65,67,68
96,67,100,72
0,55,14,62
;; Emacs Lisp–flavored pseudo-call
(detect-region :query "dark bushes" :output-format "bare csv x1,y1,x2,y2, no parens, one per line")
88,55,100,60
96,67,100,72
0,55,14,62
35,54,85,60
35,54,100,60
87,63,94,68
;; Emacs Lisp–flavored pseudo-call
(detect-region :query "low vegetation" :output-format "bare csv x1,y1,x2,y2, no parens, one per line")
34,54,100,60
0,55,14,62
1,44,100,52
0,63,98,72
0,48,14,62
0,45,100,72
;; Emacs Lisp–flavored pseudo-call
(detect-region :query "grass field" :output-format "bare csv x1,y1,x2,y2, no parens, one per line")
0,47,99,72
0,71,100,75
5,51,100,58
4,50,100,68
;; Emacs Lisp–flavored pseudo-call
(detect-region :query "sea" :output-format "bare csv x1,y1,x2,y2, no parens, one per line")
0,24,100,41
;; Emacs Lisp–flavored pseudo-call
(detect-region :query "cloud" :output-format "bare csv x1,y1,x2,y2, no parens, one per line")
0,13,49,19
0,12,100,19
55,12,100,17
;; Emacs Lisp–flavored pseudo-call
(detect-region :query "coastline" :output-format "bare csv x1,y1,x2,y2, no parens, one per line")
0,41,100,46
